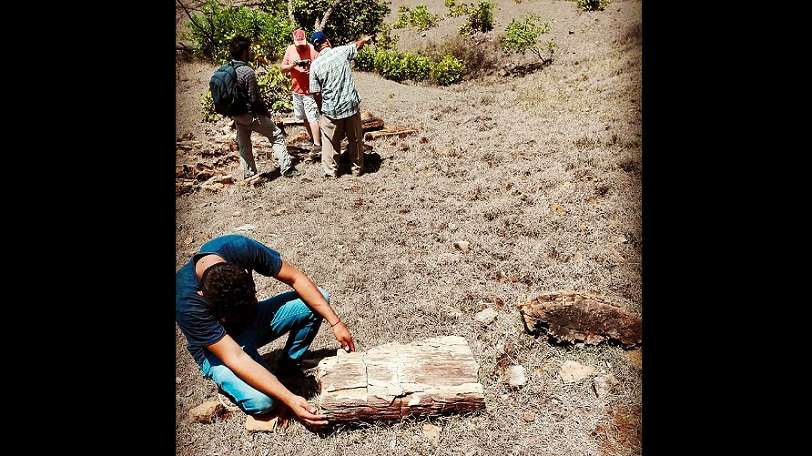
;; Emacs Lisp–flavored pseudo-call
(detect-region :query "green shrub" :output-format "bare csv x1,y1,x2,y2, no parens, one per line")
576,0,611,11
199,65,292,122
374,23,399,50
393,6,410,29
449,5,469,17
355,37,468,85
404,53,433,81
200,90,220,123
460,1,494,35
257,66,293,112
292,0,390,46
181,0,293,64
354,45,376,71
446,0,471,17
432,55,466,85
393,4,440,31
421,34,499,78
502,14,555,63
367,48,434,82
411,5,440,30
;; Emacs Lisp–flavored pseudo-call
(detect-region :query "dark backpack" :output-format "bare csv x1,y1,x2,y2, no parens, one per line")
209,61,248,116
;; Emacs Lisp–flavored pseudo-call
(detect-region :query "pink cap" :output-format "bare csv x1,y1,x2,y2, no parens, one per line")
293,29,306,46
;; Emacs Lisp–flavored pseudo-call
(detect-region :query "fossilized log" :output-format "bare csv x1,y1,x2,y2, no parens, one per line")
316,336,485,424
361,117,384,132
360,111,384,132
517,292,642,348
365,127,419,141
272,116,304,127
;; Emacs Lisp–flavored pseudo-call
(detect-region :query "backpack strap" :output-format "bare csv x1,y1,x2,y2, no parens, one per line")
228,60,240,77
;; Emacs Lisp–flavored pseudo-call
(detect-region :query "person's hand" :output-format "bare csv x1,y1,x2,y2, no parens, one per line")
287,395,328,428
332,321,356,352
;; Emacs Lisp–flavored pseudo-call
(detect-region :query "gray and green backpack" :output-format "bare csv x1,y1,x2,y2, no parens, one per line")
209,61,248,116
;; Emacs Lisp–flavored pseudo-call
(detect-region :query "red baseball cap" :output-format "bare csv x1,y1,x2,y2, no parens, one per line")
293,28,306,46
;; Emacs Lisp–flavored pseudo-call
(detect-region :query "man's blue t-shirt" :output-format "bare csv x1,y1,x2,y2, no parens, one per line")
175,234,283,365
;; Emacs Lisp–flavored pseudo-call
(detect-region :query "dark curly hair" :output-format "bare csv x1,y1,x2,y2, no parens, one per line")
200,262,258,332
229,35,252,61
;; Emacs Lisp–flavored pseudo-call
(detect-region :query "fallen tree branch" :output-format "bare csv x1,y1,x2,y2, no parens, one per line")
365,127,418,140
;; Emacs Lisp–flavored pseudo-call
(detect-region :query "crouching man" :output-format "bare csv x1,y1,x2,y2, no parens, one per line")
176,234,355,429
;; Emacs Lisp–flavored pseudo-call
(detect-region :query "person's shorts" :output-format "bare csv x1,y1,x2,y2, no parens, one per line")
292,93,319,123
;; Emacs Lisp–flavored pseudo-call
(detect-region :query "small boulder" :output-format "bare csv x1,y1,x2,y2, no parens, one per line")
188,400,225,424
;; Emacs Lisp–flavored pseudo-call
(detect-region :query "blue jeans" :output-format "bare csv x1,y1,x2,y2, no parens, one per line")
197,288,328,415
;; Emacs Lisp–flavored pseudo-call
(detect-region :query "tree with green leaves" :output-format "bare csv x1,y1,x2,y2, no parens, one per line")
291,0,390,46
501,15,556,65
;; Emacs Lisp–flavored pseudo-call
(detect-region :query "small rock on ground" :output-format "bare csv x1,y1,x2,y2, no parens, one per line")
474,307,498,325
559,360,595,384
508,365,527,387
189,400,225,424
454,241,470,252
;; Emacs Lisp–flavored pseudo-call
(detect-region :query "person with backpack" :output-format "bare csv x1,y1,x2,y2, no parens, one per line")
210,36,303,179
280,28,321,162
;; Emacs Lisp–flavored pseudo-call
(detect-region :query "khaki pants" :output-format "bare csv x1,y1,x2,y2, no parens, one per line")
233,113,292,176
320,112,363,177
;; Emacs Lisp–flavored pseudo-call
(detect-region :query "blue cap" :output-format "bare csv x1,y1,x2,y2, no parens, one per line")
311,31,327,46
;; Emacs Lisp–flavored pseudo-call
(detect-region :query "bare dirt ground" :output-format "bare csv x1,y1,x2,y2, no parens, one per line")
176,1,642,454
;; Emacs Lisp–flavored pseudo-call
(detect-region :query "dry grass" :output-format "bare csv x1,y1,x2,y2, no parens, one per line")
176,1,642,455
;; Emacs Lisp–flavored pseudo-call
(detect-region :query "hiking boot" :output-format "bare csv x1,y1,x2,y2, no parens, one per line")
244,169,257,179
281,167,304,178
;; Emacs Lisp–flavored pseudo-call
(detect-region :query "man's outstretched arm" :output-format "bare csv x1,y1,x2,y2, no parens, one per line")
275,260,356,352
206,334,328,426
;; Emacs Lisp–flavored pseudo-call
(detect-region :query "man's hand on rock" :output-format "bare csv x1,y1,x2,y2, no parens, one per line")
286,395,328,427
332,321,356,352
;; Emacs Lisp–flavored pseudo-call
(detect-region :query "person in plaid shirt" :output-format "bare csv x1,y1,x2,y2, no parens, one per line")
308,31,372,178
228,36,303,179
